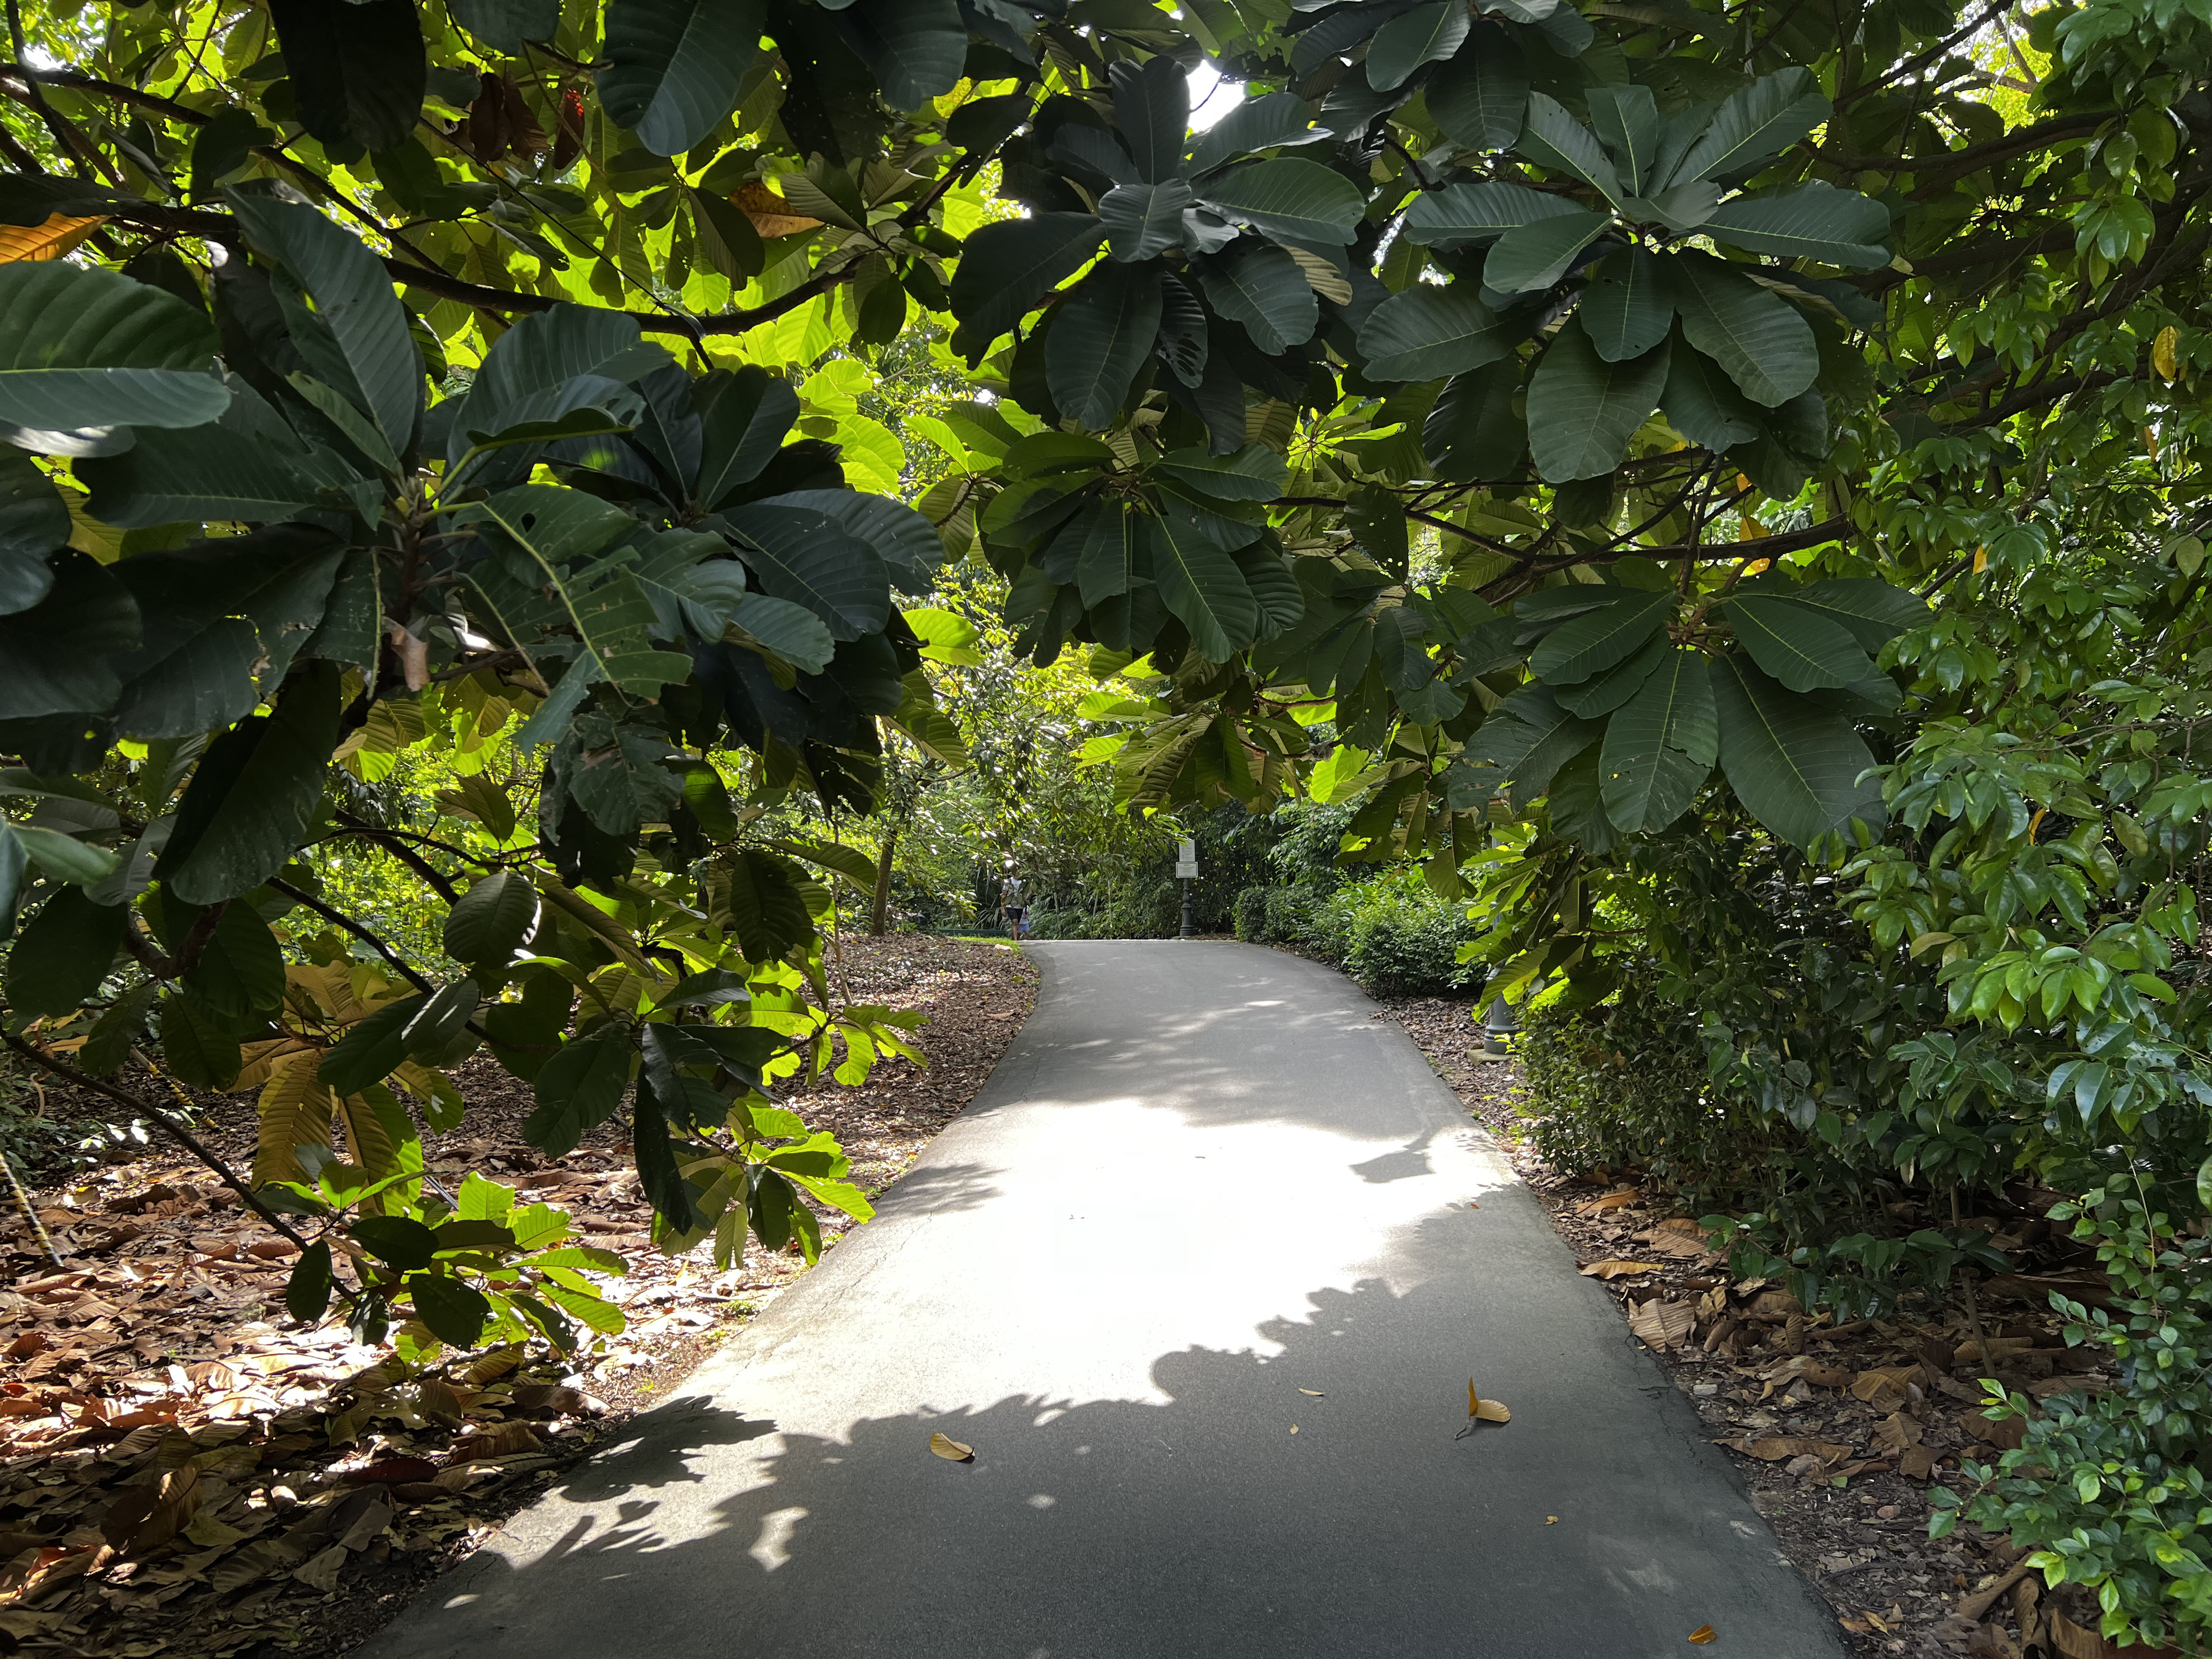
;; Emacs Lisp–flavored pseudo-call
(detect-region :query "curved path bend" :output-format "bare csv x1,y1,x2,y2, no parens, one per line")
365,941,1843,1658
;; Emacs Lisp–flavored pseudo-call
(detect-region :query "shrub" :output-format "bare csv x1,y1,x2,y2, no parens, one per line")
1934,1188,2212,1653
1333,880,1480,996
1233,886,1272,942
1518,990,1771,1198
1264,888,1316,946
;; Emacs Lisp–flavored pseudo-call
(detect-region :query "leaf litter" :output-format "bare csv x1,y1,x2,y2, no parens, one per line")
1376,991,2130,1659
1,937,1036,1658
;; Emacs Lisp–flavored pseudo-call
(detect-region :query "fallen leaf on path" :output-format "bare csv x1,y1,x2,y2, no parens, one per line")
1545,1516,1558,1525
1872,1411,1924,1453
1722,1436,1854,1463
1580,1187,1642,1214
1688,1626,1716,1645
1289,1425,1299,1434
1580,1259,1663,1279
1627,1299,1695,1349
928,1432,974,1462
1899,1446,1937,1480
1298,1388,1324,1396
1464,1381,1511,1424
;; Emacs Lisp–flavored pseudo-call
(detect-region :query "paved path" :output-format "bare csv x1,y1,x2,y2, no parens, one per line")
364,942,1843,1658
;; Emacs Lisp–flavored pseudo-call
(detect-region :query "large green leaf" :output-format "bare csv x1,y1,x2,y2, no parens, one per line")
1659,329,1763,451
1368,1,1472,91
718,500,891,641
3,888,124,1018
0,451,65,615
757,489,947,594
1587,85,1663,193
444,869,541,968
1782,578,1930,650
1484,208,1612,293
837,0,965,113
79,415,341,528
598,0,766,156
1598,648,1717,832
1149,498,1259,663
1723,593,1875,691
1154,444,1288,503
1579,248,1673,362
729,593,836,672
1525,320,1668,482
1711,655,1883,847
1101,180,1196,263
0,552,139,720
0,263,227,437
1704,183,1892,269
1422,360,1527,480
1067,502,1141,606
1515,92,1624,207
724,848,815,961
1196,159,1365,245
1109,54,1189,182
1465,686,1603,802
447,0,559,51
1666,69,1830,189
693,366,801,510
1667,252,1818,408
154,660,343,906
1046,261,1165,431
1401,180,1582,249
1426,24,1528,152
1185,92,1328,175
947,213,1105,351
1555,630,1669,716
1196,241,1317,354
1528,588,1672,684
524,1026,634,1157
182,902,287,1020
227,193,422,455
1357,285,1515,382
264,0,424,153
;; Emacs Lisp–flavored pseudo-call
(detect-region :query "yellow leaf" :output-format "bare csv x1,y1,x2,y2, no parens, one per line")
0,212,105,263
1579,1259,1663,1279
1289,1425,1299,1434
928,1432,974,1462
1474,1397,1510,1423
1298,1387,1324,1396
1468,1378,1479,1416
2154,324,2179,382
733,181,823,239
252,1051,335,1188
1688,1625,1716,1645
1545,1516,1558,1525
1972,544,1987,573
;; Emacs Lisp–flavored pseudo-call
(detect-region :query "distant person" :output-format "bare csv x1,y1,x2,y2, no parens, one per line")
1000,872,1027,939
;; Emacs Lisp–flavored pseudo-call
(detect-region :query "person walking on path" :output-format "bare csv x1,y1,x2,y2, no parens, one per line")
999,868,1027,939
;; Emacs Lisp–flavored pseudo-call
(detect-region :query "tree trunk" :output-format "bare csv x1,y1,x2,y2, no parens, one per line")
869,827,898,936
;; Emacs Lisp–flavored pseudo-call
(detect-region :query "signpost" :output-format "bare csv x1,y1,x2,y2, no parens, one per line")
1176,838,1198,939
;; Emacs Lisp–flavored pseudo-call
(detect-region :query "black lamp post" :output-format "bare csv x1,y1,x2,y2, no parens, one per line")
1176,837,1197,938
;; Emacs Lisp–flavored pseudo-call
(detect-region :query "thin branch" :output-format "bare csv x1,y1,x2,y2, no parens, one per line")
332,812,463,902
266,877,436,994
1,1029,329,1264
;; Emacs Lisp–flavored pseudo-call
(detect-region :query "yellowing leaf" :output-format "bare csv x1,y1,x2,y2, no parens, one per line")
2154,324,2179,382
1627,1298,1696,1349
1688,1625,1717,1645
734,182,822,239
1474,1398,1510,1423
1468,1377,1479,1416
1298,1387,1324,1396
0,213,105,263
1545,1516,1558,1524
1579,1187,1641,1214
1289,1424,1299,1433
928,1432,974,1462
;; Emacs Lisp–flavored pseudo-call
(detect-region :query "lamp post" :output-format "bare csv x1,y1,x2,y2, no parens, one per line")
1480,977,1521,1056
1176,837,1198,938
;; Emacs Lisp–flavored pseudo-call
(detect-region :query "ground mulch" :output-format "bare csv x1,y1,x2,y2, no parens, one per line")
0,935,1036,1659
1379,993,2122,1659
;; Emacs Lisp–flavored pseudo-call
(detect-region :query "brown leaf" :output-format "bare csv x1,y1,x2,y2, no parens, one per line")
1473,1397,1510,1423
1872,1411,1924,1453
1968,1408,2030,1452
928,1432,974,1462
1728,1436,1853,1463
1628,1299,1696,1350
335,1493,393,1552
1580,1259,1663,1279
733,182,823,238
293,1542,348,1592
343,1457,439,1487
461,1345,527,1386
1688,1626,1717,1645
1898,1446,1937,1480
1956,1336,2039,1364
1745,1289,1804,1322
1579,1187,1642,1214
1850,1365,1921,1408
100,1466,200,1557
450,1422,544,1460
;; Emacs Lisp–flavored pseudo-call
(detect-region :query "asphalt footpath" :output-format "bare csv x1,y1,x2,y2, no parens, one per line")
361,940,1844,1659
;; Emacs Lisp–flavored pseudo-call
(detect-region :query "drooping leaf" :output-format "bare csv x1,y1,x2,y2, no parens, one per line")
0,263,228,437
1587,84,1663,193
524,1026,634,1157
447,0,560,51
153,660,344,906
0,551,140,719
1464,686,1603,802
410,1274,494,1349
1149,498,1260,664
837,0,966,111
1659,330,1764,451
1781,578,1930,650
1723,593,1876,691
1710,654,1884,847
2,886,124,1017
1109,53,1190,182
1666,253,1817,408
226,192,422,455
1515,92,1625,206
1185,92,1329,176
947,213,1105,352
1366,2,1472,91
1483,208,1612,293
693,365,801,510
1401,180,1583,249
1357,285,1516,382
1426,24,1528,152
724,848,815,962
1525,321,1668,482
265,0,425,153
1100,180,1196,263
1196,158,1366,245
1422,360,1527,480
444,870,541,968
719,499,891,641
1154,444,1288,503
598,0,766,156
1528,588,1672,685
1666,69,1831,189
1579,249,1673,362
1046,260,1165,431
0,451,66,615
1598,649,1718,832
1195,240,1317,354
1703,184,1893,269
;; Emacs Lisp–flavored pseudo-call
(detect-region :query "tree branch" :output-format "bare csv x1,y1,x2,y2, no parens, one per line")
265,877,436,994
